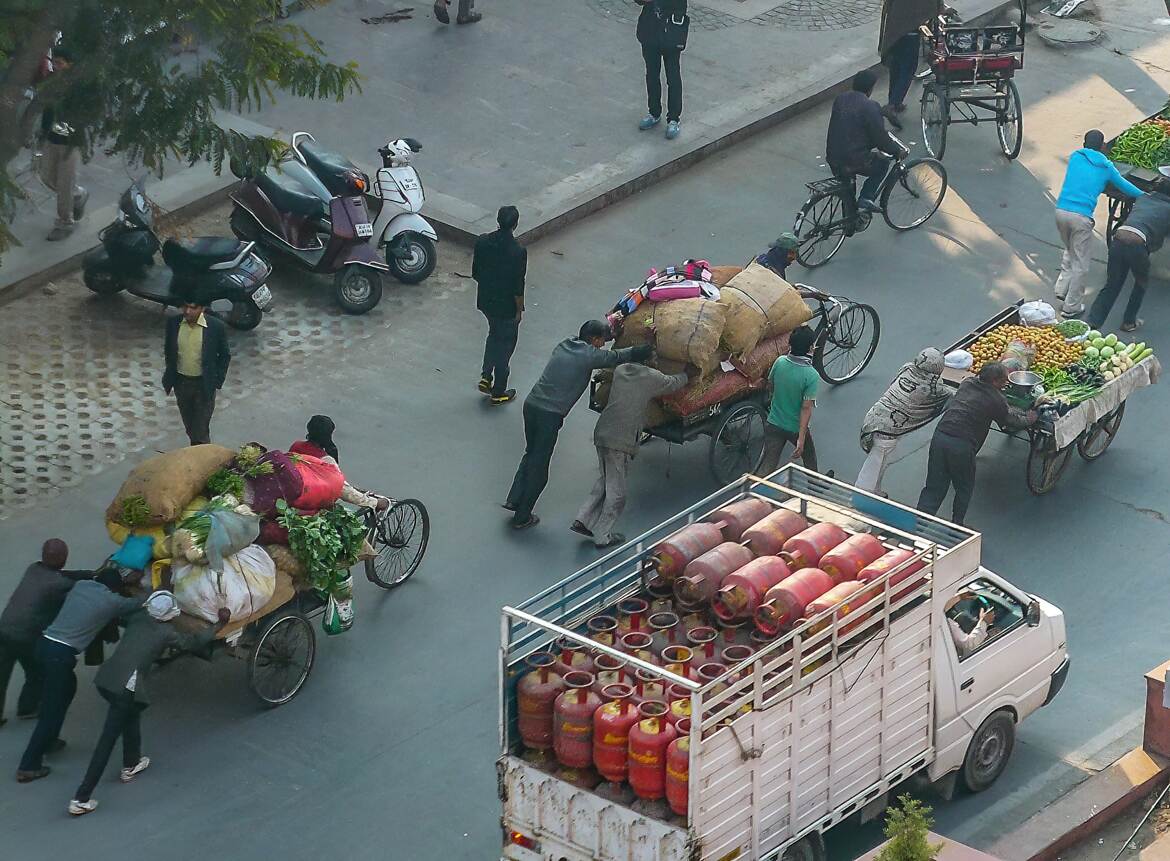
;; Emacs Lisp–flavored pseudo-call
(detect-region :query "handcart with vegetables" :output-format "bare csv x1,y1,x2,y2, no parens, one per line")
941,301,1160,494
1105,105,1170,241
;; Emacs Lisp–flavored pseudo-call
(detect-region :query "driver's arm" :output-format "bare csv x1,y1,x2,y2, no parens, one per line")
948,613,989,656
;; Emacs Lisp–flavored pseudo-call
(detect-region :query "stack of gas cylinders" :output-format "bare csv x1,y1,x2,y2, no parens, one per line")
513,496,928,819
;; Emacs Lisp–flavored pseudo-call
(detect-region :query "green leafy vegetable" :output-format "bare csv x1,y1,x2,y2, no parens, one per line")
277,501,366,591
120,495,151,528
206,468,246,499
235,443,275,478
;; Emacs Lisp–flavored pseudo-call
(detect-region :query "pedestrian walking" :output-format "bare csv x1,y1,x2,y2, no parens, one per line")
916,362,1035,526
17,566,144,783
433,0,481,25
855,347,951,495
759,326,822,474
474,205,526,405
68,593,227,816
635,0,689,140
37,46,88,241
0,540,91,728
754,233,799,280
506,321,653,530
1053,130,1146,319
162,300,231,445
1087,168,1170,333
573,359,688,548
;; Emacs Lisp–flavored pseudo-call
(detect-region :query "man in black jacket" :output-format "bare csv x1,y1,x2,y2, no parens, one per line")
474,206,527,405
163,300,231,445
826,70,905,223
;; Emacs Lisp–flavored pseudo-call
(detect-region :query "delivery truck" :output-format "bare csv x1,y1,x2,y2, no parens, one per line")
497,466,1069,861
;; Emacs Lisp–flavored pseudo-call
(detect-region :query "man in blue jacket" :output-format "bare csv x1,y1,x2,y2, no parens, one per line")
1053,130,1144,319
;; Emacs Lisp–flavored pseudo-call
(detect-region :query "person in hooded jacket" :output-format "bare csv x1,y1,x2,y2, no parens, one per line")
1053,130,1145,319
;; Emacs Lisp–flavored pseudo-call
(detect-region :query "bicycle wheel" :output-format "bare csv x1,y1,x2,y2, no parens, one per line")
920,83,948,160
709,401,766,484
248,612,315,708
1077,402,1125,461
794,193,847,268
1026,434,1073,495
996,79,1023,160
882,158,948,231
365,498,430,589
813,303,880,384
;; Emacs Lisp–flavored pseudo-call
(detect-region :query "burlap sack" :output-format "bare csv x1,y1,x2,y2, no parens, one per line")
718,262,813,355
732,333,791,382
653,298,726,376
710,266,744,288
652,357,689,376
614,303,656,348
660,369,754,417
107,445,235,526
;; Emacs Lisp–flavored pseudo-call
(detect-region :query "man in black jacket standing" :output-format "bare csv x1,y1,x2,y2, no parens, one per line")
826,70,905,223
162,300,231,445
474,206,527,405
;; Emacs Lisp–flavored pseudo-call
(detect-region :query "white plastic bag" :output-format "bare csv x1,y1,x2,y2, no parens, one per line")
944,349,974,370
1019,301,1057,327
173,544,277,624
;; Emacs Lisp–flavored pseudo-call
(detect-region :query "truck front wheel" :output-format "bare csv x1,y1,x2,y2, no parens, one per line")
782,832,826,861
962,710,1016,792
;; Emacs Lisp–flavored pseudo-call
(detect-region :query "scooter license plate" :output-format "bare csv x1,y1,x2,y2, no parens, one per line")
251,284,273,310
355,222,374,238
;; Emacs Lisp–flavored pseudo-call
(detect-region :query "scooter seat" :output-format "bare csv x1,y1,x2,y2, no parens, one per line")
298,140,361,194
162,237,246,271
256,172,329,220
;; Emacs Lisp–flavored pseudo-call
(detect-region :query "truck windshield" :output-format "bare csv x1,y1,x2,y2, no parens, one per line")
947,579,1026,659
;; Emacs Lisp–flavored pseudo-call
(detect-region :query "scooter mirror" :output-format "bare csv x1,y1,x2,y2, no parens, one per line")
403,137,422,153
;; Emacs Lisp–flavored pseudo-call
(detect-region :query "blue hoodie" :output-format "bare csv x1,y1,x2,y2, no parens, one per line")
1056,148,1144,219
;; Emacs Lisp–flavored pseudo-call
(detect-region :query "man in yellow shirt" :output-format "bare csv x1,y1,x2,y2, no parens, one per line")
162,302,231,445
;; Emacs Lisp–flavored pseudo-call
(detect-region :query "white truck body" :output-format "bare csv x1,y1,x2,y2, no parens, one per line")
498,467,1068,861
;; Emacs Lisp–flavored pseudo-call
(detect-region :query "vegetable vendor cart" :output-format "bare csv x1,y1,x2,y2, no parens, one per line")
1105,107,1170,240
920,0,1026,160
941,301,1160,495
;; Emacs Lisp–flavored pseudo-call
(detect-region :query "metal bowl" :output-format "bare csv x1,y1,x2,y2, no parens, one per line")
1008,371,1042,388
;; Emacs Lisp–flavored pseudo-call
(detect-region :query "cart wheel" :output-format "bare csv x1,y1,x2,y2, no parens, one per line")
921,83,948,160
881,158,948,232
813,303,880,385
248,612,315,708
1077,402,1125,461
793,193,847,269
709,402,766,485
1025,434,1074,495
365,499,430,589
996,80,1023,160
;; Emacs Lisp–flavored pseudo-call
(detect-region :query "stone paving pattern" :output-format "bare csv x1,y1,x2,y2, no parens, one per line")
587,0,880,30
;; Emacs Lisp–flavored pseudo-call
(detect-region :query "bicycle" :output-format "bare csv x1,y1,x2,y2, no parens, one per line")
361,497,430,589
795,285,881,384
792,142,948,268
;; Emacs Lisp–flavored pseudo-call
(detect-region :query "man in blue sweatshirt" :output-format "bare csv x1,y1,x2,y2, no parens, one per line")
1053,130,1144,319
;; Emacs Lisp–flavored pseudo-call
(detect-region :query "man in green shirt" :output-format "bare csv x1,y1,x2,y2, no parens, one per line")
761,326,820,473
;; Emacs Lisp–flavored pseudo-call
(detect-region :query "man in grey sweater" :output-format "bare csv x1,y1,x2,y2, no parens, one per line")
505,321,653,529
573,360,688,548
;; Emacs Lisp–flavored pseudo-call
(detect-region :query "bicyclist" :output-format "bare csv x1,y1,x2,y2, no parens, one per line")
826,70,907,229
290,415,389,511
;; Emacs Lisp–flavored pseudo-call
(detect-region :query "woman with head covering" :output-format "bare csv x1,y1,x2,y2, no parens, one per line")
290,416,388,510
855,347,951,494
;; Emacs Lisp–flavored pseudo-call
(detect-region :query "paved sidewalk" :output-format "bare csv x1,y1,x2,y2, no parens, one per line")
0,0,1006,293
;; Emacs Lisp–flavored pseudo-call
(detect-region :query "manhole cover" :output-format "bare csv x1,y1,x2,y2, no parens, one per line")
1036,18,1102,46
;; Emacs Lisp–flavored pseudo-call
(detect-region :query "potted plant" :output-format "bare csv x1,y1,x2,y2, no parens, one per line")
875,795,944,861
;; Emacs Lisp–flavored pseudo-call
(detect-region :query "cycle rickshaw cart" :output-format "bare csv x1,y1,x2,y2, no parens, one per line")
919,0,1026,160
940,301,1160,495
590,287,880,485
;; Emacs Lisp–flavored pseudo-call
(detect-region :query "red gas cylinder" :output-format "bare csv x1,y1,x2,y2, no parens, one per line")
780,523,849,570
686,626,719,664
517,652,566,754
553,640,595,676
819,533,886,585
667,695,692,728
857,548,927,599
720,644,755,669
696,662,726,685
631,668,667,706
712,556,792,621
648,522,725,581
628,701,678,801
593,684,641,785
661,645,696,681
648,611,682,655
665,718,691,817
754,568,836,635
666,683,690,704
616,598,649,634
742,509,809,557
804,581,868,634
674,542,754,608
553,671,601,769
587,614,619,647
704,497,775,541
716,617,752,646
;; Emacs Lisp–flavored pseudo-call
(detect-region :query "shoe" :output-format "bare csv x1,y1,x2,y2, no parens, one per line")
46,225,74,241
1121,319,1143,332
881,105,903,130
433,1,450,23
72,187,89,221
594,533,626,549
490,389,517,405
1060,304,1085,319
511,514,540,530
478,375,492,394
456,11,482,23
16,766,50,783
665,121,681,140
120,756,150,783
570,520,594,537
68,799,98,816
17,710,38,720
857,198,881,214
638,114,661,131
501,501,517,512
47,738,66,754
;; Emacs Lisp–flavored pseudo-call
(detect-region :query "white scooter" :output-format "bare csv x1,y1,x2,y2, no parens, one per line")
289,132,439,284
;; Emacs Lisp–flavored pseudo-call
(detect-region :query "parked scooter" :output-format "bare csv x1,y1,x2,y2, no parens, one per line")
82,181,273,330
228,156,389,314
289,132,438,284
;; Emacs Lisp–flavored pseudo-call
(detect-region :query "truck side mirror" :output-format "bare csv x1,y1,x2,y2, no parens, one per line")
1026,599,1040,627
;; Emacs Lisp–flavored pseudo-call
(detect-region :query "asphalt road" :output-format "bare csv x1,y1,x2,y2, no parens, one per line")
1,22,1169,861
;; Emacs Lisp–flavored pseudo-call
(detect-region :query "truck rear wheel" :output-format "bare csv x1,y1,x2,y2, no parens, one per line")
962,710,1015,792
782,832,826,861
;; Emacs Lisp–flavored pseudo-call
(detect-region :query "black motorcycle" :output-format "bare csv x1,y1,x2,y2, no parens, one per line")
83,181,274,330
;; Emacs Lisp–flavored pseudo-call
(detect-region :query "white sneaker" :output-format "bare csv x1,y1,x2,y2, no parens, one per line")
120,756,150,783
68,799,98,816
